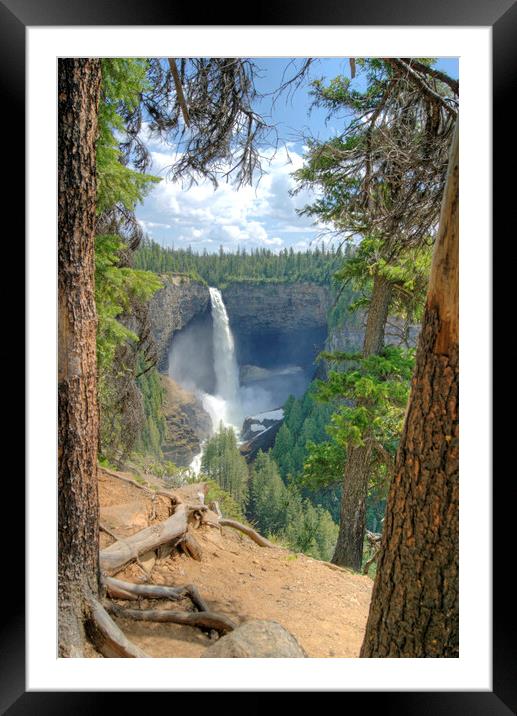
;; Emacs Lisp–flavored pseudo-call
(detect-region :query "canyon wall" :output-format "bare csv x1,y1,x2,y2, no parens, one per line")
148,276,210,372
222,282,331,371
149,278,332,375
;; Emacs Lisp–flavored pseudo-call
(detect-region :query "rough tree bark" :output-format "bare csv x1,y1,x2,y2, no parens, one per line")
58,58,102,657
332,273,393,570
363,273,393,357
361,123,458,657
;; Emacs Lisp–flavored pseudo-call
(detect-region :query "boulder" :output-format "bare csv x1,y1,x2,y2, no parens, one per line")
201,620,306,658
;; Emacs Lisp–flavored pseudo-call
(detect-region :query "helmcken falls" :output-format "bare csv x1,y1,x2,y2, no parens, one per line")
189,288,242,472
208,287,241,426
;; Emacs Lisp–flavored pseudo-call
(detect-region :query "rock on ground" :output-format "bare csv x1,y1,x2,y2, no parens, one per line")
201,620,307,658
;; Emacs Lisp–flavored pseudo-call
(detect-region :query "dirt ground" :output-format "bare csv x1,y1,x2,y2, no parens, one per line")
96,468,372,658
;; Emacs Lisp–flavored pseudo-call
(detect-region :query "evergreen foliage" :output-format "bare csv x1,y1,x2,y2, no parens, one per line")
133,363,168,457
333,237,432,333
270,385,342,521
96,59,159,215
94,59,164,461
286,60,451,565
267,348,413,535
133,236,349,286
95,233,162,375
246,451,338,561
204,480,248,523
272,388,334,478
301,346,415,532
248,451,287,536
294,58,456,253
201,425,249,508
280,483,338,562
317,346,415,453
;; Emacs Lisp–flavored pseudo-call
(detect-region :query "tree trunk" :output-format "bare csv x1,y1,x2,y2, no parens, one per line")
361,123,459,657
332,273,392,569
58,58,102,657
331,443,373,570
363,273,393,357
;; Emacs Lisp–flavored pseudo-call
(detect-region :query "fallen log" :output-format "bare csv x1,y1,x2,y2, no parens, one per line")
99,504,188,575
218,518,277,548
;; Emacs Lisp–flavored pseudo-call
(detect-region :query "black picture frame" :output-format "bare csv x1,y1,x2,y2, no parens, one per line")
9,0,508,712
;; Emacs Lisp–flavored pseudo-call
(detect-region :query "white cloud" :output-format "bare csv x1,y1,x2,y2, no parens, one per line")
135,140,323,252
138,219,171,230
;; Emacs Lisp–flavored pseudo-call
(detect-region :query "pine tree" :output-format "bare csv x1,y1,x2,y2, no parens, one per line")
361,123,459,657
248,451,285,535
58,58,104,657
271,423,294,478
294,59,457,570
201,426,249,508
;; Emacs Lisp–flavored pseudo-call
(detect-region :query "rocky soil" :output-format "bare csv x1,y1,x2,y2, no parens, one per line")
96,468,373,658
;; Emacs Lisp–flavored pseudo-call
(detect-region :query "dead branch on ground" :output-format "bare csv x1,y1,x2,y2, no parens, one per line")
218,518,277,548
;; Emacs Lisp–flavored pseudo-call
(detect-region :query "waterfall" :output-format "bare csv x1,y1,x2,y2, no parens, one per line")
188,288,241,474
190,449,203,475
208,287,241,427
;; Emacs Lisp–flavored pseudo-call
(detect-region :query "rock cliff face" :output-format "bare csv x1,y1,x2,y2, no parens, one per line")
325,313,421,356
240,409,285,462
148,276,210,371
159,375,212,466
148,279,331,375
223,282,330,332
318,312,421,379
222,282,330,370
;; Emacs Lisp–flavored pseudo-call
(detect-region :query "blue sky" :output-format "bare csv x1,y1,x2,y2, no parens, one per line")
136,58,459,254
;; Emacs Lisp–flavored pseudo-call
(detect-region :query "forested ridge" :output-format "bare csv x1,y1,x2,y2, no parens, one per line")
134,236,350,286
56,56,460,661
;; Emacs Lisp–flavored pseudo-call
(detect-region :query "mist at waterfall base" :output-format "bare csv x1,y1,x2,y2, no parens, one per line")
168,288,310,448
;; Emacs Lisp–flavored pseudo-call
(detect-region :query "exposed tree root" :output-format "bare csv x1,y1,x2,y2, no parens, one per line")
208,500,222,518
99,504,188,575
100,465,180,506
219,518,277,548
99,466,209,512
99,522,120,542
179,533,203,561
86,597,150,657
107,602,236,634
93,476,281,652
103,576,209,612
99,466,156,493
317,560,355,575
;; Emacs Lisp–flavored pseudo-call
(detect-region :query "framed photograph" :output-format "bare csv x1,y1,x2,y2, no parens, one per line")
9,0,507,710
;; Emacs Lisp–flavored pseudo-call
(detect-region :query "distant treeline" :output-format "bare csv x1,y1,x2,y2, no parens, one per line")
133,236,353,286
